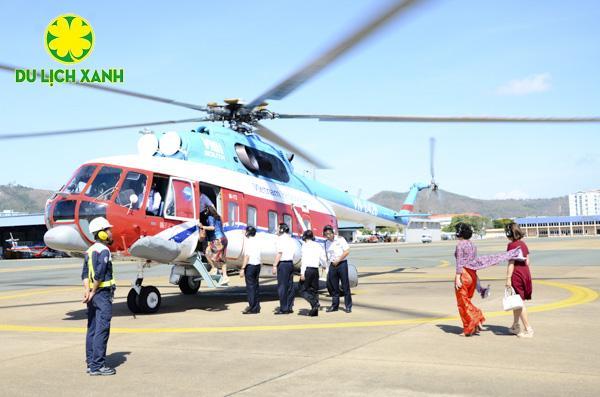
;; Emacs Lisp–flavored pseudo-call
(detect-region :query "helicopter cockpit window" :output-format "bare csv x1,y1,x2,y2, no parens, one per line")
63,165,96,194
116,172,147,210
235,144,290,183
85,166,122,200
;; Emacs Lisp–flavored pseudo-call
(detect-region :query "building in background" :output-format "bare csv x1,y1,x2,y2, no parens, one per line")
516,215,600,238
569,190,600,216
405,218,441,243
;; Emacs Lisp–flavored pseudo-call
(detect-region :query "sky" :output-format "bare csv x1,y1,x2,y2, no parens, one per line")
0,0,599,200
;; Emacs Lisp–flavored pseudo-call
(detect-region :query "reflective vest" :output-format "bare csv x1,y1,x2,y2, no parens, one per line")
87,244,116,289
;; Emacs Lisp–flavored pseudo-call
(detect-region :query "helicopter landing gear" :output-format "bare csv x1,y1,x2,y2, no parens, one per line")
178,275,201,294
127,261,162,314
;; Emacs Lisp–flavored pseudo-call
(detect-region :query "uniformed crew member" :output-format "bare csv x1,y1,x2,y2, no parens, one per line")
240,226,261,314
272,223,296,314
300,230,327,317
82,217,117,376
323,225,352,313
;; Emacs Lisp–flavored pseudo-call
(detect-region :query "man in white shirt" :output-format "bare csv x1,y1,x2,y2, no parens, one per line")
300,230,327,317
240,226,261,314
146,182,162,216
272,223,296,314
323,225,352,313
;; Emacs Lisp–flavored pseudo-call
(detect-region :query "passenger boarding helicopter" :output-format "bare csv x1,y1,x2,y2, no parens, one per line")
2,0,600,314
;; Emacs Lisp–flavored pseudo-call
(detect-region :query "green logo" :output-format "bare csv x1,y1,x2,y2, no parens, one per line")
45,14,94,64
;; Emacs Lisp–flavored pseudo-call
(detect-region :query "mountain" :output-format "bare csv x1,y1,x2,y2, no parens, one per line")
0,183,569,219
369,189,568,219
0,184,53,213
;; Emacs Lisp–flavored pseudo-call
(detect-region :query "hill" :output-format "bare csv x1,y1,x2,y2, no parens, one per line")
0,184,53,213
0,184,569,219
369,189,568,219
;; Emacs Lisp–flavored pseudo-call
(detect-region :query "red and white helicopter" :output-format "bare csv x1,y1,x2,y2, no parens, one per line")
2,0,599,313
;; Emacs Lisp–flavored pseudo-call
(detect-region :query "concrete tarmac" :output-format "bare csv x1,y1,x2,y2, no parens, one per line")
0,237,599,396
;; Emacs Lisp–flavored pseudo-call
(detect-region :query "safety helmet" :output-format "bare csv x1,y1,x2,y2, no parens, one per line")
89,217,113,234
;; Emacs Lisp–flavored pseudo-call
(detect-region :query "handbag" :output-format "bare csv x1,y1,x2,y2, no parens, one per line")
503,287,524,311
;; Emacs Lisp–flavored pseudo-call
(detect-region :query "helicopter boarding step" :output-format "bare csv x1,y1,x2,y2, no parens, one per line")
191,255,227,288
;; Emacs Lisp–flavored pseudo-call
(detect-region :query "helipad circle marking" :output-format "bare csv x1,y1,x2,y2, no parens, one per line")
0,280,596,334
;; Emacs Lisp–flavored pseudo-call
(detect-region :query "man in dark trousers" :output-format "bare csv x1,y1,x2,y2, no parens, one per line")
240,226,261,314
272,223,297,314
300,230,327,316
323,225,352,313
82,217,117,376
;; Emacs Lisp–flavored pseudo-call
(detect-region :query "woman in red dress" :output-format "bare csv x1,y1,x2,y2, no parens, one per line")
505,222,534,338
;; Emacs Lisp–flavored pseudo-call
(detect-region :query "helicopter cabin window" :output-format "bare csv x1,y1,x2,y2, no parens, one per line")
247,206,257,227
227,202,239,227
283,214,292,233
85,166,122,200
268,211,278,234
116,172,147,210
63,165,96,194
303,218,311,231
165,179,195,219
235,144,290,183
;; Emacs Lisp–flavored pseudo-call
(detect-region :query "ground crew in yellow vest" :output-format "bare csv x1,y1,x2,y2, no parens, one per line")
82,217,117,376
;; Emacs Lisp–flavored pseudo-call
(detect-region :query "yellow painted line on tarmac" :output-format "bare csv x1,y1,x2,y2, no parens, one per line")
437,260,450,268
0,277,167,301
0,280,597,334
0,287,81,300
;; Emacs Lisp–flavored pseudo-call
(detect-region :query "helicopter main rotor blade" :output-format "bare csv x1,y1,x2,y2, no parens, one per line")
245,0,425,109
0,118,209,140
255,123,330,169
278,114,600,123
0,63,208,112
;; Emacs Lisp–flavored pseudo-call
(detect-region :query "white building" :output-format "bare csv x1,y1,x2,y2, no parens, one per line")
569,190,600,216
405,218,441,243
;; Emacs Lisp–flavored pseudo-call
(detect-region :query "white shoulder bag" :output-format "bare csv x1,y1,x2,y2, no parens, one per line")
503,287,524,311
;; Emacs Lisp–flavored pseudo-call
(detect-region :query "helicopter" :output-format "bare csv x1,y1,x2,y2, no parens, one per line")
1,0,599,314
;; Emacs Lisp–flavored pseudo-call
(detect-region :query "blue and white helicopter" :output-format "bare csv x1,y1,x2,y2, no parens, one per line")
2,0,598,313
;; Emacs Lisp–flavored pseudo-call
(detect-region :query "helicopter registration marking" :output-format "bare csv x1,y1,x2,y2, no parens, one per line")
202,138,225,160
352,198,378,216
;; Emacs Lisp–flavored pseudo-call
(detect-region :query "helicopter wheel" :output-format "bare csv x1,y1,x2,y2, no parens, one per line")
178,275,201,295
138,286,161,314
126,288,141,314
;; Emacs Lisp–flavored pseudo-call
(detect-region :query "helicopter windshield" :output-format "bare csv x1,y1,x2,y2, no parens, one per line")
63,165,96,194
85,166,122,200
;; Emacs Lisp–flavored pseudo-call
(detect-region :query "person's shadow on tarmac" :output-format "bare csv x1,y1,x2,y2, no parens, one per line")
436,324,513,336
105,351,131,369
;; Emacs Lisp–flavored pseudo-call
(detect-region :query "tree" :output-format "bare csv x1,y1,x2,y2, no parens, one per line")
442,215,492,235
493,218,513,229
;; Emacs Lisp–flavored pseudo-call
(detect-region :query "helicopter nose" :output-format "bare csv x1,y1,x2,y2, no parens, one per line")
44,225,89,252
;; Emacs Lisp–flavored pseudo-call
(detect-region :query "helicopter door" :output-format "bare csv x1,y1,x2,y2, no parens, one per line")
164,177,196,221
222,188,244,261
